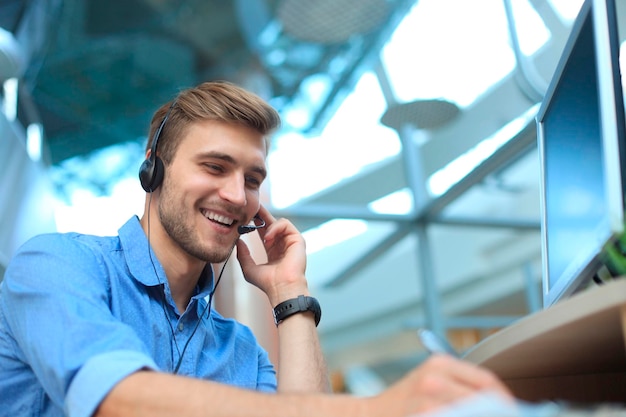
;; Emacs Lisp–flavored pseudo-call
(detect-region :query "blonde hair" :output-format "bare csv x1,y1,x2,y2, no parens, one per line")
146,81,281,163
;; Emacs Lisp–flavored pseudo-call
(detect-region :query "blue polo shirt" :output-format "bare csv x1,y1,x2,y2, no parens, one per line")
0,216,276,417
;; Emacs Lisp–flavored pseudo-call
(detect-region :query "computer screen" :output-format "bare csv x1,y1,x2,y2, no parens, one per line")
537,0,626,307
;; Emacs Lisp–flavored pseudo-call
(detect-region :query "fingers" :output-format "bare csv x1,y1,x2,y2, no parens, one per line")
420,355,512,397
254,206,300,250
379,355,513,416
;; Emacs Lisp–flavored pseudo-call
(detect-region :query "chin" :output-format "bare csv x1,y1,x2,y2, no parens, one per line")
203,243,236,264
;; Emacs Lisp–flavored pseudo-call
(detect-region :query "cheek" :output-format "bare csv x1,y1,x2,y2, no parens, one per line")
182,169,217,193
162,173,204,208
246,191,261,211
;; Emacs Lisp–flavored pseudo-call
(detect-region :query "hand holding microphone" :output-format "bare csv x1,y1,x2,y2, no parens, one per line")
235,205,309,307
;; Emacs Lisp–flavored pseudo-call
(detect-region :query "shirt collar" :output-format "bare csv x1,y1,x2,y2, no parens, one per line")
118,216,214,294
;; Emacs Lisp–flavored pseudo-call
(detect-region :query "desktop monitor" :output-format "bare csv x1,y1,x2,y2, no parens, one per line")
537,0,626,307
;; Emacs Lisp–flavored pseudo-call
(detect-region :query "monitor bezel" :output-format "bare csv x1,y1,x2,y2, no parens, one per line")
537,0,626,308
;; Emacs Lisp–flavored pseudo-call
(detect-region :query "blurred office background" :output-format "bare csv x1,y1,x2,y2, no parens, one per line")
0,0,600,394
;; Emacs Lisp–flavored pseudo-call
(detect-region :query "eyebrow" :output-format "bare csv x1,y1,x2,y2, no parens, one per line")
198,151,267,179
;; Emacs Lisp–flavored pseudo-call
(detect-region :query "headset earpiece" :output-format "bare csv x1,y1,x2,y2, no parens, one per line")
139,100,176,193
139,154,164,192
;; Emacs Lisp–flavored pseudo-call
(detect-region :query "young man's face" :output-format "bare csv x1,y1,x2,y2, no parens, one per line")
156,119,267,263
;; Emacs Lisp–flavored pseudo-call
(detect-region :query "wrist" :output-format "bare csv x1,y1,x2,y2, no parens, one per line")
273,295,321,327
267,279,309,307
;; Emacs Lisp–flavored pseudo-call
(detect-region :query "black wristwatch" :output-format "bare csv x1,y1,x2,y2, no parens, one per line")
273,295,321,327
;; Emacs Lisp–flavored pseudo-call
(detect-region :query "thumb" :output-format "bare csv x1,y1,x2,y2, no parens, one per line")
235,239,256,272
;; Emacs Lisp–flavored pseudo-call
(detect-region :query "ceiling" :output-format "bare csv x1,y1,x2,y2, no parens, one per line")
3,0,413,165
1,0,593,393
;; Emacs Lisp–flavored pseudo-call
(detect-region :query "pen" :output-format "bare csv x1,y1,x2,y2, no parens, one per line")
417,328,459,357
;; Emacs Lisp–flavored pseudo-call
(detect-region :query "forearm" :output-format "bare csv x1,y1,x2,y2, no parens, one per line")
95,370,367,417
276,312,331,393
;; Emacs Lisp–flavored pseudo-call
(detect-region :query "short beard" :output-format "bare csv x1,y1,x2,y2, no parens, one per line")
157,179,235,263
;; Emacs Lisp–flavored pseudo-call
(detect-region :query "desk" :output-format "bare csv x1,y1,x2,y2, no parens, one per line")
464,279,626,403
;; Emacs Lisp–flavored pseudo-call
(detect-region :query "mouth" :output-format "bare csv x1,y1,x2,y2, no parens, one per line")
201,209,237,229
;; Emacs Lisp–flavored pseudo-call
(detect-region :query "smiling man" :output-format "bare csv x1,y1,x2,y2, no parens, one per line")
0,81,511,417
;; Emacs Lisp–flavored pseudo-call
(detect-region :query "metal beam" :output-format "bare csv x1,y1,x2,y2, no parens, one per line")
415,222,445,337
429,215,540,230
421,119,537,219
323,225,412,288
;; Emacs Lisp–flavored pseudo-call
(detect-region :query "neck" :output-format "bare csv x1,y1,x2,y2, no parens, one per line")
140,211,206,314
164,258,206,314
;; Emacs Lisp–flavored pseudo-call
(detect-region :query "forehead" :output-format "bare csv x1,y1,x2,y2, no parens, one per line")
178,119,268,157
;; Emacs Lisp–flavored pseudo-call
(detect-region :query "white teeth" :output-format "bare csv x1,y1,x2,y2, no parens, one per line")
203,210,234,226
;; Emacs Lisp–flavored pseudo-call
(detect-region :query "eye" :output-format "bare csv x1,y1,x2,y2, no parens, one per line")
246,175,263,189
203,163,224,174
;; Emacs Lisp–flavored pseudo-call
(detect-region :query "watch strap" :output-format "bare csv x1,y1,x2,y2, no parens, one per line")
273,295,321,327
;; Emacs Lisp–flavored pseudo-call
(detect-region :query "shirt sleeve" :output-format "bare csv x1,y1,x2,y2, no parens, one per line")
1,233,159,417
66,350,158,417
256,344,277,392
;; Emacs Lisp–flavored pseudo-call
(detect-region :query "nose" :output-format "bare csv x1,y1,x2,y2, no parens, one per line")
219,173,247,206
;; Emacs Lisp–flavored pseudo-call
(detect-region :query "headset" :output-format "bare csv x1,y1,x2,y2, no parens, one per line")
237,214,266,234
139,101,176,192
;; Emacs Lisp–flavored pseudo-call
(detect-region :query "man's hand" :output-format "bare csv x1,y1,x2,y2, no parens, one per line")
235,205,329,393
236,205,309,306
368,355,513,416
